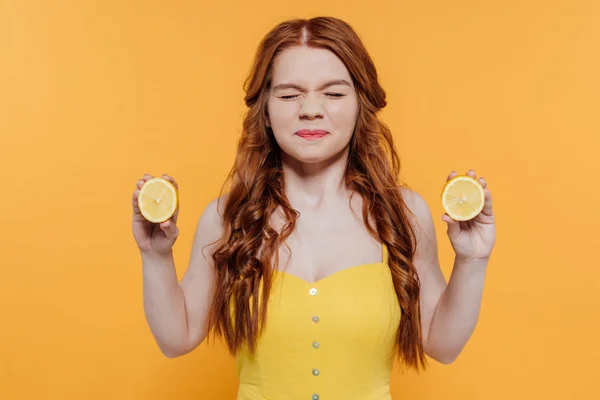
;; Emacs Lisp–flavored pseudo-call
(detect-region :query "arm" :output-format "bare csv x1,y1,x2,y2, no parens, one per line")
426,256,488,364
401,179,494,364
142,196,224,358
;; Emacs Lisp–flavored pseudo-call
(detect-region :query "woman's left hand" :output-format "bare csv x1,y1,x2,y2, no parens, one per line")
442,170,496,262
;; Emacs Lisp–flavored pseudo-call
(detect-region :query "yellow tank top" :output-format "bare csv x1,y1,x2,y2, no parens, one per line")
235,243,401,400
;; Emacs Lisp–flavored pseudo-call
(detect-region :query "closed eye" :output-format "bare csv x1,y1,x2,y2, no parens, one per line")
279,93,346,100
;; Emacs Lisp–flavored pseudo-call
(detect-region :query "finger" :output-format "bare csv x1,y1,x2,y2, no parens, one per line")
442,213,461,240
161,174,179,190
466,169,476,179
160,219,179,241
478,177,487,189
132,189,141,213
481,187,493,216
137,174,154,188
447,171,459,181
168,209,179,225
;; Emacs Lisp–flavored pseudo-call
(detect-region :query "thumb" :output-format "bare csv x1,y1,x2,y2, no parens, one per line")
160,220,179,241
442,214,461,241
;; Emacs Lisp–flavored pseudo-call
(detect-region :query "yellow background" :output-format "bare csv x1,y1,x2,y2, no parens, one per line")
1,0,599,398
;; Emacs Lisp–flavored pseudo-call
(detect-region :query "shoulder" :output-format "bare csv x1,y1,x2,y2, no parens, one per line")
196,192,230,233
189,193,231,261
399,186,433,223
397,184,442,269
398,186,438,250
204,192,229,219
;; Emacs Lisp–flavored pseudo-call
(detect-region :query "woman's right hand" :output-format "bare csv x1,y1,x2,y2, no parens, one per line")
132,174,180,255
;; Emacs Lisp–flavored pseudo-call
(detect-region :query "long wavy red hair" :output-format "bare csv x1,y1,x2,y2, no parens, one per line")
206,16,426,372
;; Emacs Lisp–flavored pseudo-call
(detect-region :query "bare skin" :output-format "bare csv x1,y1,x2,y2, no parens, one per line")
133,45,495,364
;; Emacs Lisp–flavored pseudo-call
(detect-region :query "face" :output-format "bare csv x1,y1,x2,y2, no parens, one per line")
266,46,359,165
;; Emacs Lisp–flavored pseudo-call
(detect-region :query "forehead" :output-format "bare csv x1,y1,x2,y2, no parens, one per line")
271,46,352,85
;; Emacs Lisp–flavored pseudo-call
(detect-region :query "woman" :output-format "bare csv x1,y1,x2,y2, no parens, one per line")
132,16,496,400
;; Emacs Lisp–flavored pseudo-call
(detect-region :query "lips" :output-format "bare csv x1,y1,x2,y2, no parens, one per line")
296,129,329,138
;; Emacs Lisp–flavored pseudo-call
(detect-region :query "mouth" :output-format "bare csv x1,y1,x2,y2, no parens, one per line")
295,129,329,140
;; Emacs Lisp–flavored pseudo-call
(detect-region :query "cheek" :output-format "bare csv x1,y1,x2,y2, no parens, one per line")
267,102,298,149
325,100,358,129
268,101,297,128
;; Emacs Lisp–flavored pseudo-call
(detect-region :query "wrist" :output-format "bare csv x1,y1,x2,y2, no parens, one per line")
454,256,490,268
140,248,174,262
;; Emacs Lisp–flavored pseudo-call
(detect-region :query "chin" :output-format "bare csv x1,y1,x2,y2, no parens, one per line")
297,156,331,164
294,154,330,164
281,149,331,165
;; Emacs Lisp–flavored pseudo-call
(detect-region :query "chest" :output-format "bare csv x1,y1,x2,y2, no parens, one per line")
236,265,401,399
269,197,384,284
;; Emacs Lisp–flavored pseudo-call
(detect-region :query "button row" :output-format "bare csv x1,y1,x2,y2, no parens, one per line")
311,288,320,400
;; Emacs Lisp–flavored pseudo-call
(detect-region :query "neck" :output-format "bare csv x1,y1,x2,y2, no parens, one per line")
281,146,350,210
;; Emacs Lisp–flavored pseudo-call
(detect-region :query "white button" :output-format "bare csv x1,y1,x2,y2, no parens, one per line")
312,316,320,323
309,288,318,296
312,368,320,376
312,395,320,400
312,341,320,349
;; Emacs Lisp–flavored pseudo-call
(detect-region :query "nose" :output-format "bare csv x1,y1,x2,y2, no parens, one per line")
299,97,324,120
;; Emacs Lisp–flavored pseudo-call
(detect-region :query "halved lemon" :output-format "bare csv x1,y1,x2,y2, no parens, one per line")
441,175,485,221
138,177,179,223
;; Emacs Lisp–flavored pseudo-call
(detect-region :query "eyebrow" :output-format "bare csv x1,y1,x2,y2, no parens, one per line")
271,79,352,92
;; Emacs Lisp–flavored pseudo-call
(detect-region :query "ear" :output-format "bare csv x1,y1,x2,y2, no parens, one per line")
265,113,271,128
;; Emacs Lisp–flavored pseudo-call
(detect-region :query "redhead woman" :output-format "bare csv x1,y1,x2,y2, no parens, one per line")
132,16,496,400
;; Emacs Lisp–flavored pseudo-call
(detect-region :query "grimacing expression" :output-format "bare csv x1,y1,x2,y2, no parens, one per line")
267,46,359,164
